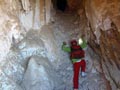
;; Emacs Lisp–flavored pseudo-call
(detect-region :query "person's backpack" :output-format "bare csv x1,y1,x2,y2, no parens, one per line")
70,45,85,59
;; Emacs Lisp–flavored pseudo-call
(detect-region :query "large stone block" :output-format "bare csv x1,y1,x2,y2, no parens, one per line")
22,56,58,90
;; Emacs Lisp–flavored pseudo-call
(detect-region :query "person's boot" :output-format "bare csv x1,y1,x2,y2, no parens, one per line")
81,72,87,77
74,89,78,90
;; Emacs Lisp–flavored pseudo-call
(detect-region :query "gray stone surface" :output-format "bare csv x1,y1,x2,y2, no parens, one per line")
21,56,59,90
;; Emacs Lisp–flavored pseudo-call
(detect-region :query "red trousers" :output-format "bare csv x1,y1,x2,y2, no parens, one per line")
73,60,86,89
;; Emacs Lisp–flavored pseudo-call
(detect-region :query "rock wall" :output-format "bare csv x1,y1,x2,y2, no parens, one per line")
0,0,23,61
67,0,81,11
19,0,52,31
0,0,53,90
77,0,120,90
0,0,52,61
0,0,120,90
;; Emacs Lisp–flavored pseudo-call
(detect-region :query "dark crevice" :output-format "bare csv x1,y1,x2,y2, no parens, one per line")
57,0,67,12
52,0,68,12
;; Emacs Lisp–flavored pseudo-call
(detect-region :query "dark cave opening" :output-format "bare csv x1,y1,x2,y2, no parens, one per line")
57,0,67,11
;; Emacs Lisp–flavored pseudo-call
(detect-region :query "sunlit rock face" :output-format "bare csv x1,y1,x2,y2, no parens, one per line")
78,0,120,90
0,0,52,89
0,0,23,61
19,0,51,31
19,0,52,36
0,0,52,61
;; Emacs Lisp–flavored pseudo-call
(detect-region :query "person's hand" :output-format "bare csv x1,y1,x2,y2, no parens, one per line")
63,42,66,45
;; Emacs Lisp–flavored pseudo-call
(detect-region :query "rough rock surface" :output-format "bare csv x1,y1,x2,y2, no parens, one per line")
22,56,59,90
0,0,23,61
0,30,47,90
80,0,120,89
0,0,52,61
0,0,120,90
39,25,60,64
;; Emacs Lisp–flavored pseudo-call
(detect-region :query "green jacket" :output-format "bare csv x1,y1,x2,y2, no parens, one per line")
62,39,87,63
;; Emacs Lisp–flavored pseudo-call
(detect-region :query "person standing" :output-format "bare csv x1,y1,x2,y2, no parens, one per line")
62,39,87,90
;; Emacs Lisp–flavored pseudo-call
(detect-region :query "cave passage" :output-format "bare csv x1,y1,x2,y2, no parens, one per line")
56,0,67,11
1,0,119,90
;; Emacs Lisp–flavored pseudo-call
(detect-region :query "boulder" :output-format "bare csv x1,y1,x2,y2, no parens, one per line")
22,56,59,90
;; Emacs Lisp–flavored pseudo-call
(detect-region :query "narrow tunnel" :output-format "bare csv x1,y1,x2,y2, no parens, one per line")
56,0,67,11
0,0,120,90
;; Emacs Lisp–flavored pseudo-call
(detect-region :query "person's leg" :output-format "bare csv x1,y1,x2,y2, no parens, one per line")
81,60,86,77
81,60,86,72
73,62,81,89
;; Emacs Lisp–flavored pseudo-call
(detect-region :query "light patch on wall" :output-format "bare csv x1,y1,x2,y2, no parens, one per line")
103,17,112,30
94,30,101,44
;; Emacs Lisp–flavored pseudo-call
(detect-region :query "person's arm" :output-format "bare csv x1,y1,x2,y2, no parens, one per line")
62,42,71,52
79,38,87,49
